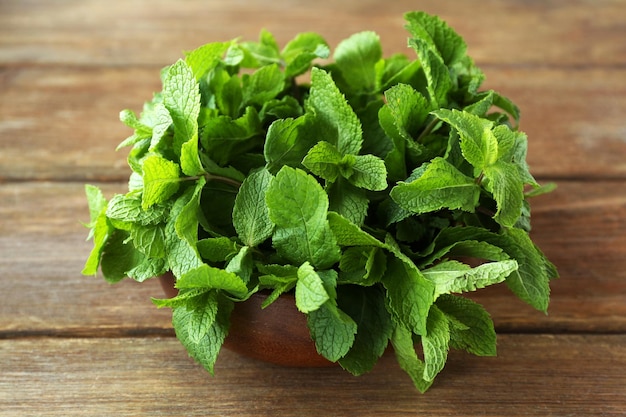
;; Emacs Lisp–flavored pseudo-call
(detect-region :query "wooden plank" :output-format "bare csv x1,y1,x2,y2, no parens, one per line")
1,0,624,67
484,67,626,180
0,66,156,182
0,182,173,335
1,180,625,335
1,66,625,181
472,179,626,332
1,335,625,416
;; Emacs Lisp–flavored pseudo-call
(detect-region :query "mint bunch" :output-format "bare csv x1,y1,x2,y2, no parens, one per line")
83,11,557,392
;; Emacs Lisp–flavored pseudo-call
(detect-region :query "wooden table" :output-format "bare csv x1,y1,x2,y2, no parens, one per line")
1,1,625,415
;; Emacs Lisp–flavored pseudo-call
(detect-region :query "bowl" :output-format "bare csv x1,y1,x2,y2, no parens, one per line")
159,273,334,367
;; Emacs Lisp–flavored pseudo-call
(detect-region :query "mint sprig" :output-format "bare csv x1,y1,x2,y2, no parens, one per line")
83,11,557,393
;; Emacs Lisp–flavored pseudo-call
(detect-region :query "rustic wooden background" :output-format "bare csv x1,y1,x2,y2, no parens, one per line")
1,1,625,415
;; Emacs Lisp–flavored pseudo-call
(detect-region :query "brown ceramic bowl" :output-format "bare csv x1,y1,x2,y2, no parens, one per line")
159,272,334,367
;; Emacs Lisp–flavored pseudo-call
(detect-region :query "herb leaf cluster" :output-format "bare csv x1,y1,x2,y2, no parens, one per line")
83,11,557,392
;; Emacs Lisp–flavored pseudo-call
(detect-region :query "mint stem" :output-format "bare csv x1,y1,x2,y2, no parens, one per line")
205,174,242,189
416,116,439,143
186,174,242,189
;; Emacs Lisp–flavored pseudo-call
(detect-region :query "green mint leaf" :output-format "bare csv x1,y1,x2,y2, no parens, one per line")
239,29,281,67
422,259,518,299
347,154,388,191
436,294,497,356
383,83,431,142
130,223,167,259
421,306,450,382
184,41,230,80
166,226,203,278
500,228,551,312
163,59,200,155
302,141,344,183
492,124,517,162
379,105,408,182
200,155,245,184
241,64,285,107
338,246,387,286
459,64,487,99
106,193,168,226
211,68,243,119
152,288,209,309
126,138,150,175
259,95,303,122
266,166,341,269
84,184,107,229
183,291,219,344
141,155,181,210
409,38,452,107
225,246,253,284
358,99,393,158
264,116,318,174
494,126,538,187
390,157,480,214
116,109,153,150
379,56,422,92
165,190,204,278
327,211,384,248
126,256,168,282
307,301,357,362
492,92,521,125
525,182,557,198
299,259,352,362
307,67,363,155
119,108,150,132
282,32,330,78
377,197,412,228
432,108,497,174
148,103,173,151
295,262,330,313
382,253,435,336
232,168,274,247
201,107,263,165
222,43,245,67
431,227,553,312
419,239,510,267
180,137,205,176
82,205,112,276
464,91,494,117
483,161,525,227
376,53,410,88
333,31,382,94
383,233,419,267
176,263,249,299
257,264,299,308
99,230,144,283
338,285,392,375
327,179,369,227
197,237,240,263
199,180,238,236
404,11,467,67
172,293,233,375
128,172,143,192
174,177,205,246
390,323,432,393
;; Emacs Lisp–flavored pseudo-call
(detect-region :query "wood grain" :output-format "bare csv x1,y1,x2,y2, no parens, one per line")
0,182,172,336
1,0,624,67
1,66,625,181
2,0,625,414
1,335,625,416
1,180,625,336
